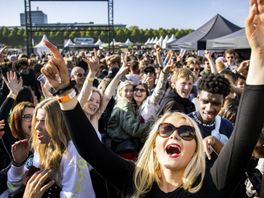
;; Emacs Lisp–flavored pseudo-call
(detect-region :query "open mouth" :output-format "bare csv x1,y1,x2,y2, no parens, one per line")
165,144,181,157
88,105,98,112
135,94,143,98
203,112,215,120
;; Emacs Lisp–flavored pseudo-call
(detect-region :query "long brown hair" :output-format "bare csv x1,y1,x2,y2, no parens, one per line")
10,101,35,140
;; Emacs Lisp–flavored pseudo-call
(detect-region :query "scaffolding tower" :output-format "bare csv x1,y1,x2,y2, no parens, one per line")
24,0,114,55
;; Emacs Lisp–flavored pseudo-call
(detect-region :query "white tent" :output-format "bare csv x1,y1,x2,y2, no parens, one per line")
110,38,116,46
148,37,154,44
144,38,150,45
64,39,75,48
162,35,169,49
95,38,103,48
124,38,133,46
167,34,177,44
156,36,163,46
152,37,159,44
34,35,51,55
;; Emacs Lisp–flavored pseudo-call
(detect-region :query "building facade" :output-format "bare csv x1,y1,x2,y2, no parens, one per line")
20,7,47,26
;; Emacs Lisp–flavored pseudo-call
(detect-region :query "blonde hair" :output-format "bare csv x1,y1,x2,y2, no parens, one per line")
116,80,134,100
133,112,205,197
83,87,103,116
215,61,226,73
31,98,71,173
171,68,194,84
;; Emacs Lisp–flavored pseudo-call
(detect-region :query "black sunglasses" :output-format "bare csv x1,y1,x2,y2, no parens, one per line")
134,88,146,93
190,68,199,72
158,123,196,141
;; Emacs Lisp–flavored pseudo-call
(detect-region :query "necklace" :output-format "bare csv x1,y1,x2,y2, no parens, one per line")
192,112,215,127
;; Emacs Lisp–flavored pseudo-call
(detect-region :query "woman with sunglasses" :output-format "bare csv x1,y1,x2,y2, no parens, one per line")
106,80,151,160
133,58,172,122
41,2,264,196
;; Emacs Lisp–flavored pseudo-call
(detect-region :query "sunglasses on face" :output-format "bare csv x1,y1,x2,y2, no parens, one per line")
22,114,33,121
190,68,199,72
134,88,146,93
75,73,86,78
158,123,196,141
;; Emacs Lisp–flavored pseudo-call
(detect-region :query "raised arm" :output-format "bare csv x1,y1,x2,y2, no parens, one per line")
149,55,172,105
2,71,23,101
78,49,100,106
96,53,129,118
210,0,264,195
0,71,22,149
41,40,135,194
204,50,217,74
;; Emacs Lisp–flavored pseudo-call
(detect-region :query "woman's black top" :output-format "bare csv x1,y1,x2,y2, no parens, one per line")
62,85,264,197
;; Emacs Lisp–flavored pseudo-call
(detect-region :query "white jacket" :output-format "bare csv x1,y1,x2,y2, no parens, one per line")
7,141,95,198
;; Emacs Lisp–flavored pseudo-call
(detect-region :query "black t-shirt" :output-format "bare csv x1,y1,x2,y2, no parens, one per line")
63,85,264,197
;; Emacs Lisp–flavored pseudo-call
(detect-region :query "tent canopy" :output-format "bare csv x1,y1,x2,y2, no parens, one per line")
168,14,241,50
206,28,249,50
34,35,51,55
64,39,75,48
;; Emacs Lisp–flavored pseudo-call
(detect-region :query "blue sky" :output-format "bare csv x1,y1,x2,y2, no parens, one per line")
0,0,249,29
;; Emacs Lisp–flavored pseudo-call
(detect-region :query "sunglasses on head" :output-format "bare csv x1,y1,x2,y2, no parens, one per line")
158,123,196,141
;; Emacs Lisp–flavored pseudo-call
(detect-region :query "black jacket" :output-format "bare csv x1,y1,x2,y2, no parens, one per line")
157,89,195,116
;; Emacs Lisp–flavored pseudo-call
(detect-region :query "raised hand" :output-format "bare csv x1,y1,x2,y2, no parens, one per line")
245,0,264,85
82,48,100,77
23,170,55,198
236,60,250,77
0,46,7,62
41,40,69,90
119,53,130,74
163,55,173,73
11,139,30,165
2,71,23,96
204,50,212,60
245,0,264,51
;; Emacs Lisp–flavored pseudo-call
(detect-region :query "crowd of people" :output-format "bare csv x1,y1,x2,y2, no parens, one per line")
1,0,264,197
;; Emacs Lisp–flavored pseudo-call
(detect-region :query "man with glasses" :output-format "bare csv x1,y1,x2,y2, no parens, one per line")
70,66,86,93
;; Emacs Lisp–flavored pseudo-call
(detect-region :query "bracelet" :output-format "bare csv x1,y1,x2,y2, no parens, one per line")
48,80,76,96
12,160,26,167
87,77,94,83
8,93,17,99
57,89,77,103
